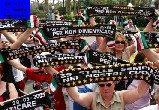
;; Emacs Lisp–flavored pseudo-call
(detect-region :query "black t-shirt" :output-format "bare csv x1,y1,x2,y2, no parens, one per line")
2,62,15,83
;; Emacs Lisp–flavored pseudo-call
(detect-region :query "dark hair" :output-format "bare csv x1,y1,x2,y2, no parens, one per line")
134,52,145,63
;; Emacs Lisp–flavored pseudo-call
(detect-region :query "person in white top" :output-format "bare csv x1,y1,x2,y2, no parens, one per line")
124,19,139,31
140,86,159,110
125,52,150,110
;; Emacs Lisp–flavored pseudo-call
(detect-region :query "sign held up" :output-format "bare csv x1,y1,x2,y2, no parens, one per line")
86,5,155,17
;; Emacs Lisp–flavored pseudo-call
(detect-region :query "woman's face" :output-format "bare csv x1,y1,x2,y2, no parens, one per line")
98,81,115,98
114,36,125,52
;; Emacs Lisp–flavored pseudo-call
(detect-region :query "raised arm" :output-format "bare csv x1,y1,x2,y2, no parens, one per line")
10,28,35,49
141,19,159,67
1,19,39,49
43,66,59,76
89,16,103,47
1,30,16,43
9,83,18,99
8,60,27,73
66,87,94,109
122,80,149,105
98,37,110,52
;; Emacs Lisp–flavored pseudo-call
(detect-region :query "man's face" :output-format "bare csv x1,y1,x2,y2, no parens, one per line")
98,81,115,98
128,21,133,26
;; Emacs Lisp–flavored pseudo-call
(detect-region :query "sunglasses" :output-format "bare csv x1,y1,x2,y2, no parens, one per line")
128,22,132,23
115,40,125,44
98,83,112,87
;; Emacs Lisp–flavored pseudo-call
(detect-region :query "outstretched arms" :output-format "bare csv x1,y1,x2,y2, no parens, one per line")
66,87,94,109
122,80,149,105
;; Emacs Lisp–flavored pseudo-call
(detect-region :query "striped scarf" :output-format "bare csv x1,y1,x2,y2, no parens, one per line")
49,39,90,92
50,78,58,92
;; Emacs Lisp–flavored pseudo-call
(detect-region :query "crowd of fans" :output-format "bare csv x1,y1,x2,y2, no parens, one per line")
0,9,159,110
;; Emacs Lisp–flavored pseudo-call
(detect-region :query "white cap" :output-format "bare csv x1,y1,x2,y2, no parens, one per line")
0,34,8,42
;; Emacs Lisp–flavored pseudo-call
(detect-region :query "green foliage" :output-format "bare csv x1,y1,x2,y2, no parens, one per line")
64,14,74,20
126,16,146,27
57,6,66,15
95,16,101,23
39,4,44,10
105,16,114,24
31,9,47,18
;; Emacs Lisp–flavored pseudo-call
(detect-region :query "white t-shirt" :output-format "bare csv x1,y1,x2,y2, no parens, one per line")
12,59,24,82
139,104,158,110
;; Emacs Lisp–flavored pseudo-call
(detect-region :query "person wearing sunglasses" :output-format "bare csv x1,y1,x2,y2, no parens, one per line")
99,32,136,91
125,52,150,110
99,31,135,61
124,19,139,32
66,79,149,110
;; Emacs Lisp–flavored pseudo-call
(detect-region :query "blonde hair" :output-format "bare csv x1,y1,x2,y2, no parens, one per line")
110,32,128,53
115,32,127,43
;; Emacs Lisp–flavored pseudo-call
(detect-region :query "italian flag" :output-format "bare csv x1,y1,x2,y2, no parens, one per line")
50,78,58,92
135,32,149,51
80,39,91,67
84,50,91,67
107,37,115,47
35,29,48,45
27,15,37,28
130,35,138,52
80,39,89,52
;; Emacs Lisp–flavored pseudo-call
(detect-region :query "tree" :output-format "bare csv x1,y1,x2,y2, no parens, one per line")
66,0,71,14
44,0,49,13
73,0,77,14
